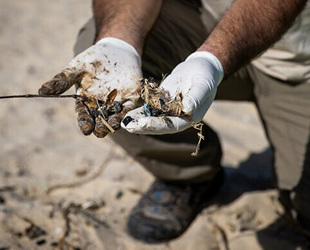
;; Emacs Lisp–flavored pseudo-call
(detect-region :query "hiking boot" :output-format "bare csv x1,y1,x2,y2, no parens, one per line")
127,169,224,243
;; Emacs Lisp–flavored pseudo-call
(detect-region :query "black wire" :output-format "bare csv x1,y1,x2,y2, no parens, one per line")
0,94,89,101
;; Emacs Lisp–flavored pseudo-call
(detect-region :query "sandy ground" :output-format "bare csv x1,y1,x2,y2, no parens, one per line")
0,1,308,249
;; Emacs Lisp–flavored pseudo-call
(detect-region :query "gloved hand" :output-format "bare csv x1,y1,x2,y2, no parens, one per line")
39,37,142,138
121,51,224,135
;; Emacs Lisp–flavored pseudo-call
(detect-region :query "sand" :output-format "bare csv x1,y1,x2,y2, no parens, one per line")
0,1,308,249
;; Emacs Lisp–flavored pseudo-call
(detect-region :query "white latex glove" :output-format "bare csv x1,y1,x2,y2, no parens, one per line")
39,37,142,138
121,51,224,134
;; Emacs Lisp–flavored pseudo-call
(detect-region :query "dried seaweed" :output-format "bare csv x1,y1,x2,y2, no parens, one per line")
141,77,183,117
140,77,204,156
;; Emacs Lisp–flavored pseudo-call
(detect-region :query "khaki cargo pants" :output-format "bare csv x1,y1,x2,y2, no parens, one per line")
74,0,310,233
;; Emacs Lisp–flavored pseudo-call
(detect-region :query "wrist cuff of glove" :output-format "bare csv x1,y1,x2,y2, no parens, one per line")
186,51,224,85
96,37,142,67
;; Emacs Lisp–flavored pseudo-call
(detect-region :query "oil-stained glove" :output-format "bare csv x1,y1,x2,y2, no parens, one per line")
39,37,142,138
121,51,224,134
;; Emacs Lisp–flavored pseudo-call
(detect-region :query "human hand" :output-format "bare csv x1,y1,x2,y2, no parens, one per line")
39,37,142,138
121,51,224,135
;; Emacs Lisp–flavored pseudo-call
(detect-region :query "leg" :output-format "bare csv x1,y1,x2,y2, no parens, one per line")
248,65,310,236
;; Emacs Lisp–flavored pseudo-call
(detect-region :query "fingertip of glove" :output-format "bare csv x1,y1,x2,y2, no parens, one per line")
78,118,95,136
121,117,140,133
81,129,92,136
38,87,45,95
38,82,59,95
38,84,51,95
93,124,109,138
121,116,151,134
122,116,134,127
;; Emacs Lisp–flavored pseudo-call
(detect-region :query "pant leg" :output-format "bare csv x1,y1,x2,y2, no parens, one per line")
247,65,310,233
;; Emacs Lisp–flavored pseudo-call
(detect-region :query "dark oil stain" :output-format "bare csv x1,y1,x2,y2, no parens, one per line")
163,116,174,129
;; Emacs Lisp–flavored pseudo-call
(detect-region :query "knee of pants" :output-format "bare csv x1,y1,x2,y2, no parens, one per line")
108,123,222,183
74,18,96,56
